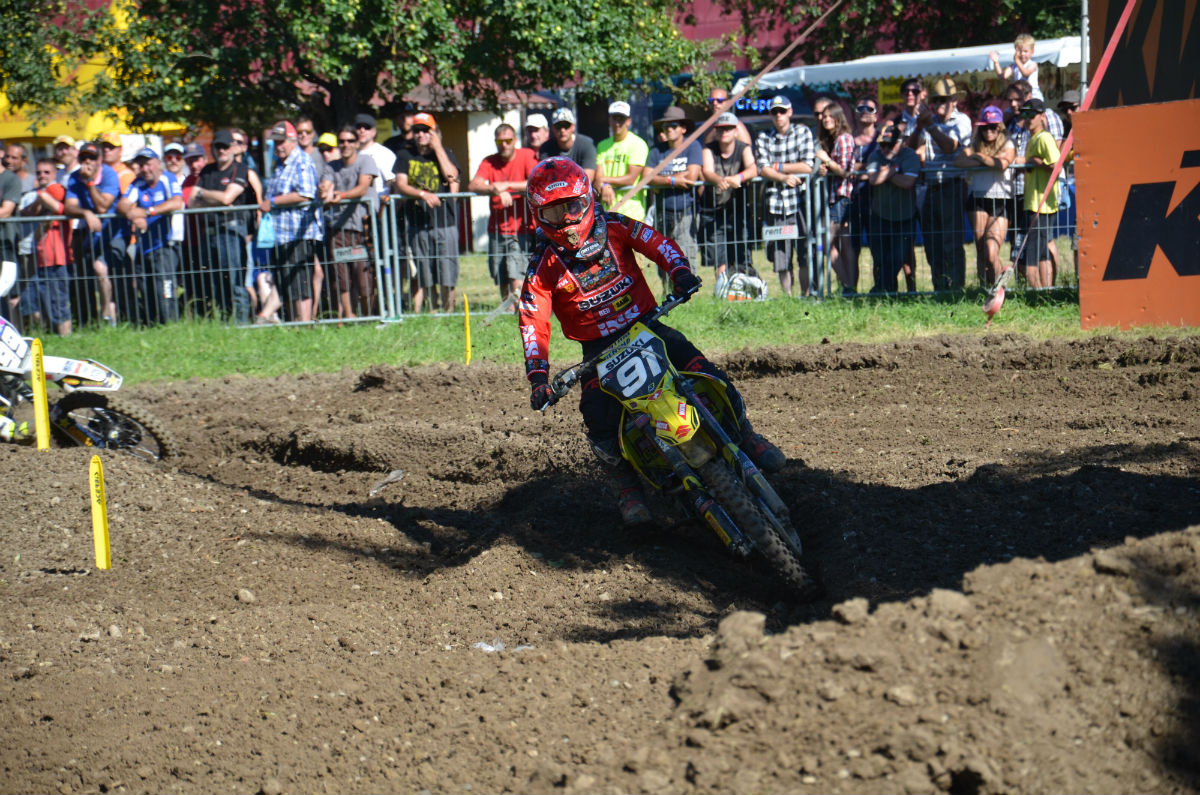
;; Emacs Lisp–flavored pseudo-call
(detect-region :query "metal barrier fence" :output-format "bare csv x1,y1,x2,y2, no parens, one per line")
0,165,1075,333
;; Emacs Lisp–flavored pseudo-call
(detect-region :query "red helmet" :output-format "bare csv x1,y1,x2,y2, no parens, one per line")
527,157,595,253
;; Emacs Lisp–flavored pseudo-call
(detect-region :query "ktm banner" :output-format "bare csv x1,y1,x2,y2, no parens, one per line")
1077,99,1200,328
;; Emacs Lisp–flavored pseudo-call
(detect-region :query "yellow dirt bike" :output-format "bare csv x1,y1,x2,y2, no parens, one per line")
543,290,817,597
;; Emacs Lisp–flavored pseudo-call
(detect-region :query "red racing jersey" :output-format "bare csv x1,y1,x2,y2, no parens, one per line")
519,211,690,382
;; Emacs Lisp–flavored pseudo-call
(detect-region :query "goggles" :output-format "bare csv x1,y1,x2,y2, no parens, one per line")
537,194,591,227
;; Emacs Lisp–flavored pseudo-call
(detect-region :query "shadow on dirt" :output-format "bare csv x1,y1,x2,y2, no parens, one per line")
232,437,1199,629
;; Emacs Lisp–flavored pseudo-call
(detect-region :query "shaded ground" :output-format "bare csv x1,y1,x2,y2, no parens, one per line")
1,333,1198,794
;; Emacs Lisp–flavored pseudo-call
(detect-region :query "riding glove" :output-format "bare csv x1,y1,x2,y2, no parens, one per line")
529,374,553,410
670,267,701,301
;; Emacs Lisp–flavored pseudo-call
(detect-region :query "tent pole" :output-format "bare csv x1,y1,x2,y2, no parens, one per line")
1080,0,1091,100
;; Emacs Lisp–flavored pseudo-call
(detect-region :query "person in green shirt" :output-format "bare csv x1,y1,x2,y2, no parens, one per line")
1019,98,1061,288
595,100,649,221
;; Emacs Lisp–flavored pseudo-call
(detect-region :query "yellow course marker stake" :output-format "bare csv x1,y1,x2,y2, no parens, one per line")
30,338,50,450
89,455,111,570
464,295,472,366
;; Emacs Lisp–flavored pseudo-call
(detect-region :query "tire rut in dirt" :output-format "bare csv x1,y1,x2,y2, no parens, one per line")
54,392,178,462
698,458,816,598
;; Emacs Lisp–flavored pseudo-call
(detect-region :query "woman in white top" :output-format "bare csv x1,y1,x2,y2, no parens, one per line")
954,105,1016,287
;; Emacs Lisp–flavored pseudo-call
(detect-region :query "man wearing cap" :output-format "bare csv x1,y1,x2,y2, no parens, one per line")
467,122,538,303
910,76,971,290
192,130,254,321
523,114,549,152
702,88,753,147
646,106,702,266
392,111,461,313
1017,98,1060,289
595,100,649,220
325,124,382,319
260,120,323,322
701,111,758,292
317,133,339,163
117,148,183,324
864,123,921,293
163,142,187,180
53,136,78,186
98,131,135,194
756,94,816,297
354,113,395,195
537,108,597,182
63,142,121,325
1057,89,1080,136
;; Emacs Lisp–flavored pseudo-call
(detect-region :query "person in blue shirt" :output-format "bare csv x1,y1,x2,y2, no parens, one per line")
117,148,183,324
63,142,122,326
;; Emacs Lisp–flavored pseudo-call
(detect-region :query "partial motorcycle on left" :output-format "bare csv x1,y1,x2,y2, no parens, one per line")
0,316,177,462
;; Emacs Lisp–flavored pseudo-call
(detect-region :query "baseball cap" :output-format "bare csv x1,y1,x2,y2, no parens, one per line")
551,108,576,126
768,95,792,112
353,112,376,129
133,146,159,161
411,112,437,131
183,143,206,159
608,100,631,117
317,132,338,149
1058,89,1081,107
98,131,123,147
77,142,99,159
714,112,739,127
1019,98,1046,116
53,135,76,148
269,120,297,141
976,105,1005,125
878,125,901,144
211,129,235,147
164,142,185,155
525,113,549,130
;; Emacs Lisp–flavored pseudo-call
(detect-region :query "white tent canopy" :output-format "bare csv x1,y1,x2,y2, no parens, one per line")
735,36,1082,91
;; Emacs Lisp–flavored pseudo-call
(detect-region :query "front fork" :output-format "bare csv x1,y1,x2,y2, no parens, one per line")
670,378,803,556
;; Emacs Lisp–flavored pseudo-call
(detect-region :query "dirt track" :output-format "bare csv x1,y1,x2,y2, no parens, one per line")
1,333,1198,794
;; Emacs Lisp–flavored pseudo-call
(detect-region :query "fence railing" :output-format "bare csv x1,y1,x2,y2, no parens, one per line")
0,165,1076,333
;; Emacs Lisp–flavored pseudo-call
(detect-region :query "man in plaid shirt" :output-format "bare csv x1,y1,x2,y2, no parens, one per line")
260,120,322,322
756,95,816,297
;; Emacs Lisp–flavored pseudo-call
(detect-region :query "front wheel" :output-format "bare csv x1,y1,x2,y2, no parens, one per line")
698,459,818,598
52,392,178,463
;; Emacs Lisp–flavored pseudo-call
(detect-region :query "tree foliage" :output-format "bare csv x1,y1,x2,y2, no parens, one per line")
724,0,1079,69
1,0,727,133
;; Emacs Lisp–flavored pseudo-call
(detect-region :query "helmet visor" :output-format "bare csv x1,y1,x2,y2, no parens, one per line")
538,194,591,227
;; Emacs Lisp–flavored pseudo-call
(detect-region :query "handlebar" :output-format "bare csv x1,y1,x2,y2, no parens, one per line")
539,284,699,412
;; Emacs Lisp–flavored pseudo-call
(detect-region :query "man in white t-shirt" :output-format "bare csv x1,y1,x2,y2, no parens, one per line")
354,112,396,195
911,77,972,290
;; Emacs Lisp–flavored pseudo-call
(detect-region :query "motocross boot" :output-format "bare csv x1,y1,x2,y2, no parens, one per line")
740,421,787,473
612,466,652,526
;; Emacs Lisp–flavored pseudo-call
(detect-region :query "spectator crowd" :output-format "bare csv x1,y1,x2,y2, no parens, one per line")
0,36,1078,334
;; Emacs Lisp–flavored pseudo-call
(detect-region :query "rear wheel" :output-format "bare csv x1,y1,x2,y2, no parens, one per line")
698,459,817,598
53,392,177,463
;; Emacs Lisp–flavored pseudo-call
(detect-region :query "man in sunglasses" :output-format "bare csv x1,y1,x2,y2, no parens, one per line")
191,129,254,321
645,106,702,268
910,77,971,290
325,125,382,319
537,108,597,183
468,123,538,303
702,88,752,146
756,95,816,297
354,112,396,195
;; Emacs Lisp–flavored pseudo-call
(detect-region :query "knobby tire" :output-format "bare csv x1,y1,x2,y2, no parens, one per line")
698,458,815,597
53,392,178,462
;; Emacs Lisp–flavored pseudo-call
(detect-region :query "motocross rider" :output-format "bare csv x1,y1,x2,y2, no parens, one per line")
520,156,786,524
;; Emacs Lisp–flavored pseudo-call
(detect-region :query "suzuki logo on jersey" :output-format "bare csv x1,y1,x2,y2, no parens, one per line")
657,240,682,264
521,325,540,358
576,275,634,311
